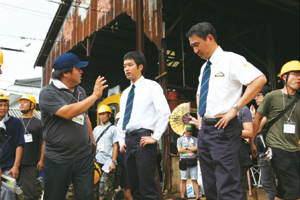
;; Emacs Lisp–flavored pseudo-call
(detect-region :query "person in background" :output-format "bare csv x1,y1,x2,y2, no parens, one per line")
113,112,133,200
250,85,276,200
93,105,118,200
237,106,258,200
18,94,44,200
177,124,200,200
117,51,171,199
251,61,300,200
0,49,3,189
39,53,108,199
186,22,266,199
0,92,25,200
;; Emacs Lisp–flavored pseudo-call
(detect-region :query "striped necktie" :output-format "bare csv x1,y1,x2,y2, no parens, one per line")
122,84,135,130
198,60,212,117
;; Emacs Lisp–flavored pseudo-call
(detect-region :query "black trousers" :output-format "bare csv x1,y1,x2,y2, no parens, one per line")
44,154,94,200
271,147,300,199
198,117,243,200
125,129,158,200
17,165,41,200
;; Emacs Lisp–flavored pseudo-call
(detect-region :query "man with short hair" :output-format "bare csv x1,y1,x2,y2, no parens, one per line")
251,60,300,200
39,53,108,199
117,51,171,199
0,92,25,200
93,105,118,200
186,22,266,199
177,124,199,200
18,94,44,200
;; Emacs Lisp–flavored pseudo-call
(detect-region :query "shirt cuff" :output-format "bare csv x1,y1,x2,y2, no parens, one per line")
151,133,161,141
118,139,125,147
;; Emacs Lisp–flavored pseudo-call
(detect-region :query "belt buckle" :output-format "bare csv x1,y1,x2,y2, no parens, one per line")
203,117,218,125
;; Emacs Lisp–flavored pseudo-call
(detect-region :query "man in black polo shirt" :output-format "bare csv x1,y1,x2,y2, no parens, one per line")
39,53,107,200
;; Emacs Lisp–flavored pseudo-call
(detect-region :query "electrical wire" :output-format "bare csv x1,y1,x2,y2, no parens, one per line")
0,3,65,22
0,34,45,41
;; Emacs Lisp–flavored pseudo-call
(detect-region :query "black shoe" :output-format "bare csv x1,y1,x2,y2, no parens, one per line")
196,198,201,200
180,198,185,200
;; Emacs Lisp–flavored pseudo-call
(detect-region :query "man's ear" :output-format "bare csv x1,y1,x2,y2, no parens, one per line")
206,34,215,43
31,103,35,110
138,64,143,72
282,74,287,82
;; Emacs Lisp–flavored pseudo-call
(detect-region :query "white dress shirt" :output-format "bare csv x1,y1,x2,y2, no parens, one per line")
117,76,171,146
197,46,263,118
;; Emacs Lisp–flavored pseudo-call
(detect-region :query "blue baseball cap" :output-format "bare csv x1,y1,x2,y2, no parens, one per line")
53,53,88,70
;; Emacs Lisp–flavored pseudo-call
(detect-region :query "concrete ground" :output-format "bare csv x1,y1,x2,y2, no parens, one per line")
164,188,269,200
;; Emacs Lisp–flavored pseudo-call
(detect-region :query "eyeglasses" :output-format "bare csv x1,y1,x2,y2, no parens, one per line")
0,103,9,108
255,93,263,99
289,71,300,77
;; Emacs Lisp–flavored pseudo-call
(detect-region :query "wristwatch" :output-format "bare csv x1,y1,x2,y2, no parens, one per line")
233,103,241,111
112,160,117,165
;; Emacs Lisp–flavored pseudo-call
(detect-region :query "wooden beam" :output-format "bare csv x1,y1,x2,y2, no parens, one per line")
166,1,195,37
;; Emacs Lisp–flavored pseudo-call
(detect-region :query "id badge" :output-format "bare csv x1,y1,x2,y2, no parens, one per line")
24,134,33,143
72,114,84,125
97,144,105,152
283,121,296,134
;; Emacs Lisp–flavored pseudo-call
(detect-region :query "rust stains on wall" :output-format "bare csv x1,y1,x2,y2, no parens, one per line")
43,0,163,84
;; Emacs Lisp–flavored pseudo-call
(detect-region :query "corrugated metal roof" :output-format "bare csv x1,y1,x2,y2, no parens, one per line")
14,77,41,88
34,0,163,76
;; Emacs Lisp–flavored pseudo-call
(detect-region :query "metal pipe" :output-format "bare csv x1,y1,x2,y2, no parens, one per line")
180,0,185,87
136,0,144,53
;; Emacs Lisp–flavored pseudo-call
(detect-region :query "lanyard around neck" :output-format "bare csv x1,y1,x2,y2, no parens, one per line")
21,117,33,134
281,92,297,121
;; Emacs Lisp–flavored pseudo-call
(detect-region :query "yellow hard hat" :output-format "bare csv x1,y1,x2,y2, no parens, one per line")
98,105,112,114
115,112,120,120
18,94,36,108
94,162,101,184
0,50,3,65
278,60,300,78
0,92,9,103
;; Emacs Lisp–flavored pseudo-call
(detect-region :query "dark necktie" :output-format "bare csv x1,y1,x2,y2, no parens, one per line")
198,60,212,117
122,84,135,130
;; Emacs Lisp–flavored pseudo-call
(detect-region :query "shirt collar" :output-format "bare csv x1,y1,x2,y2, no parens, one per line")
209,46,223,65
131,76,144,87
52,79,74,92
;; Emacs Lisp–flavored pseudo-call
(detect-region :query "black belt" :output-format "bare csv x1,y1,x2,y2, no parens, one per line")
202,118,221,126
126,128,152,136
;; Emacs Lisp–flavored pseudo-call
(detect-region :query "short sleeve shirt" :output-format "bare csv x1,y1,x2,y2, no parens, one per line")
177,136,197,159
39,83,92,160
20,117,43,166
0,116,25,170
197,47,263,118
257,90,300,152
237,106,252,124
93,123,118,164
